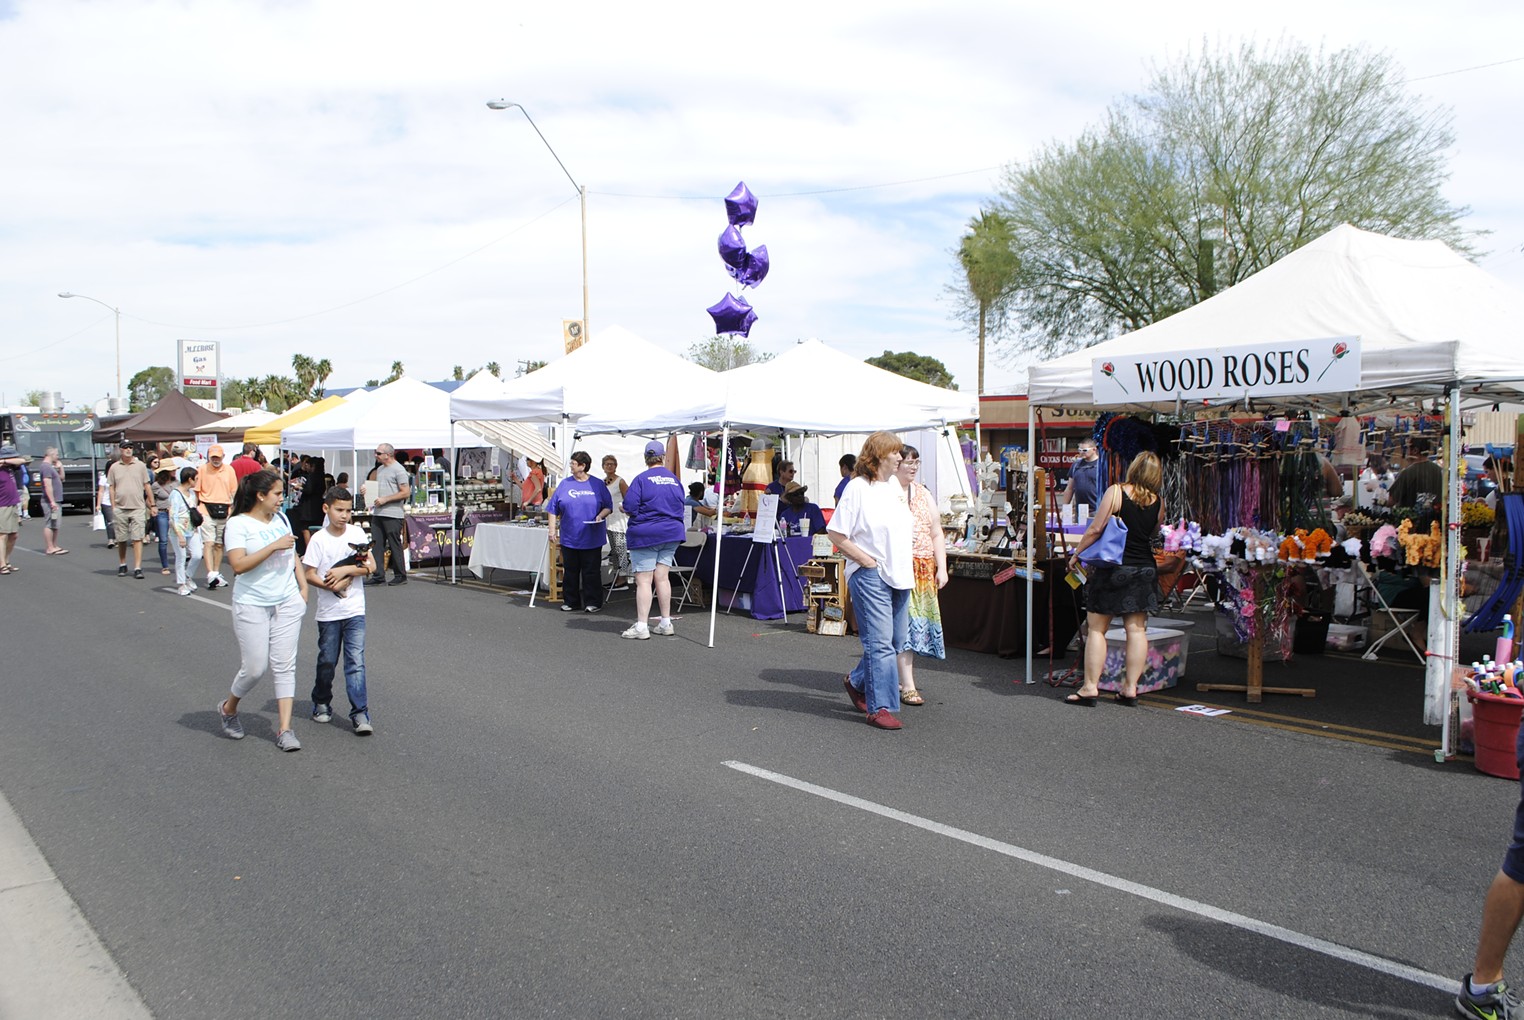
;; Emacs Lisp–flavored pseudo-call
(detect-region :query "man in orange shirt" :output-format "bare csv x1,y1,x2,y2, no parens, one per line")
196,445,240,590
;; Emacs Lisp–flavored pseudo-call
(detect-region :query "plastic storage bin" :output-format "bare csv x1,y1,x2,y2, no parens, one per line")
1469,690,1522,780
1098,627,1188,693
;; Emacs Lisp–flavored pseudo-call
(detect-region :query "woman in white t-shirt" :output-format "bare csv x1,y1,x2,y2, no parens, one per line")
602,455,629,579
96,456,115,548
215,468,309,752
827,431,913,731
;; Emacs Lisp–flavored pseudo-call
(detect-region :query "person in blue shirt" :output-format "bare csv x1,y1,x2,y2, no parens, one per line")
548,451,614,614
833,453,856,505
765,460,795,496
779,481,827,536
620,441,686,639
1062,440,1100,513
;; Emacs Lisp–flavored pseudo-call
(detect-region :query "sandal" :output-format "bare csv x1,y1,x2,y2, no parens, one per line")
902,689,925,706
1114,693,1139,706
0,564,14,575
1063,690,1098,707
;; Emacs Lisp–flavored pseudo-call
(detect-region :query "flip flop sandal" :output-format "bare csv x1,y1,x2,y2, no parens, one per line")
0,565,14,574
901,689,925,706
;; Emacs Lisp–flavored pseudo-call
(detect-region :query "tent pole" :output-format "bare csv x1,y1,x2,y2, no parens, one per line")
1025,402,1036,686
449,421,458,585
1438,383,1463,757
708,427,730,649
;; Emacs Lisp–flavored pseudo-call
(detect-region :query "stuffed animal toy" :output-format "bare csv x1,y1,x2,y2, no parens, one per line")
1278,529,1307,562
1163,519,1188,552
1396,519,1444,567
1304,528,1334,559
1341,537,1362,559
1370,524,1399,560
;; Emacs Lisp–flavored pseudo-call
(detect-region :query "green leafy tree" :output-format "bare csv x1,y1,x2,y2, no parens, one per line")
992,39,1477,357
952,210,1019,395
311,358,332,398
452,365,466,381
128,366,176,410
865,351,957,389
292,354,317,397
259,374,301,413
516,360,548,377
485,361,501,378
22,389,47,407
686,336,773,372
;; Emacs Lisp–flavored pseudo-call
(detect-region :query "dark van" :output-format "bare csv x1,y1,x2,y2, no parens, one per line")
0,411,100,513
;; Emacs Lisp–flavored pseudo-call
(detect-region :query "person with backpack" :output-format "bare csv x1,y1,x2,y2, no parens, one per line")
170,466,204,596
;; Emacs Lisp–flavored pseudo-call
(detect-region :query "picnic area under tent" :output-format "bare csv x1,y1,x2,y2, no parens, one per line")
242,396,347,446
1022,223,1524,753
95,388,226,444
193,407,279,439
283,377,490,451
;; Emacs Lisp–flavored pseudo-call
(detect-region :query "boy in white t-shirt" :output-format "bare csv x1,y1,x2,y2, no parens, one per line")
302,486,374,734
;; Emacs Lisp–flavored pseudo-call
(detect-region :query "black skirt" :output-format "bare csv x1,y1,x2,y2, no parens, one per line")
1086,564,1159,616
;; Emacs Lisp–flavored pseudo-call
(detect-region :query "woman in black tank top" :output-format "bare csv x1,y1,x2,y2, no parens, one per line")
1062,451,1164,707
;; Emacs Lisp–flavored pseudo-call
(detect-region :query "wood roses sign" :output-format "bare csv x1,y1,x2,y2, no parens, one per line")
1090,337,1361,404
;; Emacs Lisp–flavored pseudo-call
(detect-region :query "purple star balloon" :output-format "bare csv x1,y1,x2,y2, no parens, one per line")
737,245,769,288
718,225,748,270
725,182,757,227
707,293,758,337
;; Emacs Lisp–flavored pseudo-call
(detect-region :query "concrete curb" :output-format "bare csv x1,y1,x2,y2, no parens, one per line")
0,788,152,1020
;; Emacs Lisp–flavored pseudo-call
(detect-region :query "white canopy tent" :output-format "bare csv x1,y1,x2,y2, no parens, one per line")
450,370,562,472
193,407,280,435
283,377,491,451
1024,224,1524,749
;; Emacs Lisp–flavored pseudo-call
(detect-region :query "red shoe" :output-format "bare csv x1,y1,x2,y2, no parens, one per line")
866,709,902,730
843,676,867,713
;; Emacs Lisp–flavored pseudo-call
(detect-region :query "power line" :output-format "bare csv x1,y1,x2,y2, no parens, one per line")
1402,55,1524,84
597,165,1007,201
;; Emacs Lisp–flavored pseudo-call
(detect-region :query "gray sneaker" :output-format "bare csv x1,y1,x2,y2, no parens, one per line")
652,621,675,637
311,703,333,723
352,712,374,736
217,700,244,740
275,729,301,752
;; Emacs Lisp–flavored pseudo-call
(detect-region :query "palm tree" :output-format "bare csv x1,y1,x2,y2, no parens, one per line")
261,374,298,413
291,354,317,398
242,375,269,409
956,209,1019,396
312,358,332,399
485,361,501,378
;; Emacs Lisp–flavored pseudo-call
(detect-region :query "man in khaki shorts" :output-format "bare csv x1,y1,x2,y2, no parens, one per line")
107,442,155,579
196,444,239,590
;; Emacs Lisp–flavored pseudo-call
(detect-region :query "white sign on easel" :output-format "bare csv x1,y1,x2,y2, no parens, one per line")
752,494,779,543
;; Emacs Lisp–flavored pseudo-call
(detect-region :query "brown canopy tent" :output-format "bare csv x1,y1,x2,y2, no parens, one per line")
93,389,226,444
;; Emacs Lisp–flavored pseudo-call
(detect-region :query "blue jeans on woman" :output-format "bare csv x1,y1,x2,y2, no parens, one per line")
155,509,171,570
311,616,368,717
847,567,909,715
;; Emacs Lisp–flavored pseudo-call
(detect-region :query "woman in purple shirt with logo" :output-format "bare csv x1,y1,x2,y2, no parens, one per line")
620,441,687,640
548,451,614,614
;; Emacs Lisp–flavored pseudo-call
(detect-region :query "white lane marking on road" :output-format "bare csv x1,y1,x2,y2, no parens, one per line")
724,760,1454,995
155,586,230,610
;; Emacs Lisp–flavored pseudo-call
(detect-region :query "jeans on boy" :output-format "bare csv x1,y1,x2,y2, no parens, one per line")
847,567,909,715
313,616,368,717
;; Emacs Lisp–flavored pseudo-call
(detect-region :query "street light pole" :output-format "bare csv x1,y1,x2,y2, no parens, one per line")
58,291,122,405
485,100,589,344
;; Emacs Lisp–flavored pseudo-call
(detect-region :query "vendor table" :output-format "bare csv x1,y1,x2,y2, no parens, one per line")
404,510,511,567
941,555,1079,658
467,522,552,604
692,533,813,621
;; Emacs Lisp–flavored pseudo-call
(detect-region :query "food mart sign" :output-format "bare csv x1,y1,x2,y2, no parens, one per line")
1091,336,1360,404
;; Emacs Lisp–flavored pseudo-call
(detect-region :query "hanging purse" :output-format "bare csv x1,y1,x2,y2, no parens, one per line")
1078,511,1129,567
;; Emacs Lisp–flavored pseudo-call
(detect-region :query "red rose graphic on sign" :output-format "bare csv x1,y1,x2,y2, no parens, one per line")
1100,361,1129,395
1316,341,1350,382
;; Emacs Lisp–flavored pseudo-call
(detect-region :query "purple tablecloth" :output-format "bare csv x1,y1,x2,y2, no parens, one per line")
691,533,812,620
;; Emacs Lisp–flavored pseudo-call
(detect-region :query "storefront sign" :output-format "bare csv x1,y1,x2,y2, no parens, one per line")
1091,337,1360,404
179,339,220,388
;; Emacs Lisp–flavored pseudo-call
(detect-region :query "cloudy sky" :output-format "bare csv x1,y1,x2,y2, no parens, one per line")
2,0,1520,411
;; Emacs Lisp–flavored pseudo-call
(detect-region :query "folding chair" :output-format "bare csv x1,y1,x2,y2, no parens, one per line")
670,531,707,612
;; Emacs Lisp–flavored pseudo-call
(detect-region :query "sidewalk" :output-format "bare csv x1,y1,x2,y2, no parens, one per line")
0,787,152,1020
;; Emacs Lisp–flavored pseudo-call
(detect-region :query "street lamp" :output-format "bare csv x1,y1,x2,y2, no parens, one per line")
486,100,589,345
58,291,123,406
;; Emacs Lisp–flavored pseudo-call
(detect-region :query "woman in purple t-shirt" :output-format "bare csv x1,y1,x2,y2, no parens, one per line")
619,441,687,640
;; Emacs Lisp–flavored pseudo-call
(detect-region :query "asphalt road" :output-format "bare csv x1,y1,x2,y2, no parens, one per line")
1,515,1518,1019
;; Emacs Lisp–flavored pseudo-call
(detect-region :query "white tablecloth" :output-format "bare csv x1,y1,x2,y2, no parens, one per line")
468,523,551,580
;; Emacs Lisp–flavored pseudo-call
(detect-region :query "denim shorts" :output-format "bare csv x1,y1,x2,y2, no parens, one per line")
628,541,679,573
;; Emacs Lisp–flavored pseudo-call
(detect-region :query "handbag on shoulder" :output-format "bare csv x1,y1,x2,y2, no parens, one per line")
1078,514,1128,567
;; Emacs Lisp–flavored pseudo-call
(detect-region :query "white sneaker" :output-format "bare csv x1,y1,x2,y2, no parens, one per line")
652,621,675,637
620,624,651,640
177,584,192,596
207,575,226,591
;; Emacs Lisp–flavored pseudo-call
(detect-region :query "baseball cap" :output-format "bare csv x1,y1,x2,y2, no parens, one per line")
118,440,133,449
208,445,225,457
643,440,666,458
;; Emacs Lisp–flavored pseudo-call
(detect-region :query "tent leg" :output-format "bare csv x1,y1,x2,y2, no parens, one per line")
1025,407,1035,685
709,427,729,649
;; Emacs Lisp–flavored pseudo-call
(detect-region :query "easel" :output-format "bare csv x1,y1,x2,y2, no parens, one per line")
725,536,801,621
